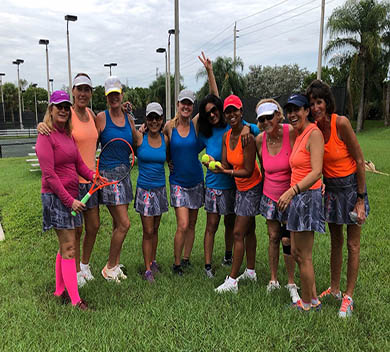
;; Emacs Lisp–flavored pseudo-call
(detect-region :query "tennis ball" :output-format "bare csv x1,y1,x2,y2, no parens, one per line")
209,161,216,170
215,161,222,168
201,154,210,163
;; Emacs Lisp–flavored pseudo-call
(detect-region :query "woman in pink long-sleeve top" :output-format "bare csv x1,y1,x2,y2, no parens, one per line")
36,91,96,311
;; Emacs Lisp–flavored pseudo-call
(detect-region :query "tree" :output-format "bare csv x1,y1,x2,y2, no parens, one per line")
3,82,18,122
196,56,246,101
23,85,48,113
246,64,309,99
325,0,390,132
91,85,107,114
123,87,150,109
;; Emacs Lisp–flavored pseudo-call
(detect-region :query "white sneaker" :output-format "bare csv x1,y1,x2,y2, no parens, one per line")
101,265,122,283
77,271,87,288
116,264,127,280
286,283,301,304
266,280,281,293
204,268,214,279
237,268,257,282
215,276,238,293
80,263,94,281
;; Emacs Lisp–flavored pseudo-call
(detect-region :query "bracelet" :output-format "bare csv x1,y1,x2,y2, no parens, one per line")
296,184,301,194
231,170,234,177
292,187,297,196
357,192,366,199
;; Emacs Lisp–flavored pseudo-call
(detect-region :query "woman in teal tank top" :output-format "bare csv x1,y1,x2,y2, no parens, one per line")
95,76,137,283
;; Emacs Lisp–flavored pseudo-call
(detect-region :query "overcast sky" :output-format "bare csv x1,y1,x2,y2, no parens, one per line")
0,0,346,92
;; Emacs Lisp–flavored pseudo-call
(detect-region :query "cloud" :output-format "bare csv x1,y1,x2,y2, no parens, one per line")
0,0,345,92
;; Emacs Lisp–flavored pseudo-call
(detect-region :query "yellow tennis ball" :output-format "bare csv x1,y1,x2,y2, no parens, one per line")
209,161,216,170
201,154,210,163
215,161,222,168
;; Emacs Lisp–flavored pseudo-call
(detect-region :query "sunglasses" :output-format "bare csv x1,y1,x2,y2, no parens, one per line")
146,115,163,121
257,114,274,123
205,106,218,118
54,104,71,111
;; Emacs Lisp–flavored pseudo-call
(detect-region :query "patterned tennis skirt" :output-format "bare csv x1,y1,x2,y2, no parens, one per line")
287,188,325,233
98,164,133,206
41,193,82,232
324,173,370,225
134,186,169,217
259,193,289,223
79,183,99,209
170,182,204,209
235,182,262,217
204,187,235,215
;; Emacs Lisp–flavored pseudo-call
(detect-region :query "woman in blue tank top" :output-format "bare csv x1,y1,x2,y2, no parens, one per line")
164,87,204,276
133,102,169,283
95,76,136,283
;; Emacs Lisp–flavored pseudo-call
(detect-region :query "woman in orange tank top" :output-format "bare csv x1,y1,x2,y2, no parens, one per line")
214,95,262,293
278,94,325,312
306,80,370,318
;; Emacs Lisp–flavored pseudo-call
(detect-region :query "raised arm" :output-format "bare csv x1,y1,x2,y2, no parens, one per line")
198,51,219,97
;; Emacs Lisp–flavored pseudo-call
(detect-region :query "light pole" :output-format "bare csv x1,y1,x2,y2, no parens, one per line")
12,59,24,129
32,83,38,126
317,0,325,80
65,14,77,102
167,29,175,120
174,0,180,114
49,78,54,93
104,63,117,76
39,39,50,101
0,73,5,122
156,48,168,118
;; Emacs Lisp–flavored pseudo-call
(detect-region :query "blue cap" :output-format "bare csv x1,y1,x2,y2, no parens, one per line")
284,94,308,108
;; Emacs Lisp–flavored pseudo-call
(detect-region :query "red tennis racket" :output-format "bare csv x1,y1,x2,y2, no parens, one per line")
71,137,135,216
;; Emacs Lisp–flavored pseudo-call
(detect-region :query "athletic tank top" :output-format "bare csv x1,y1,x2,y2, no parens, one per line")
226,129,262,191
262,124,292,201
323,114,357,178
169,120,203,188
99,110,133,170
290,123,322,190
71,107,98,183
137,133,166,189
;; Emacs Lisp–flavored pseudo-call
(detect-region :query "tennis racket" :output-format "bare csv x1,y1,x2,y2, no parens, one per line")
71,137,135,216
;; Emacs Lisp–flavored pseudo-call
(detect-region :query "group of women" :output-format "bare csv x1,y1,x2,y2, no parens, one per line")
36,54,369,317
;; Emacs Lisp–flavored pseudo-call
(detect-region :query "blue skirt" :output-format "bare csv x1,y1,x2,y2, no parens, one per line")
287,188,325,233
324,173,370,225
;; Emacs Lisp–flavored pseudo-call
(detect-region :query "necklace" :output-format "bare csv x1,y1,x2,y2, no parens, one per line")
267,128,282,145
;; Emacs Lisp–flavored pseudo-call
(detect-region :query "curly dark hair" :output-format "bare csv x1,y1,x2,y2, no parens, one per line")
198,94,226,138
306,79,336,115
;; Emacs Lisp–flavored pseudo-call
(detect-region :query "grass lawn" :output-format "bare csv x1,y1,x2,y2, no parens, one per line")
0,121,389,351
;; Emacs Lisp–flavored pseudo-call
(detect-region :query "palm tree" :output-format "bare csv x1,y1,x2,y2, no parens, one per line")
196,56,246,101
325,0,390,132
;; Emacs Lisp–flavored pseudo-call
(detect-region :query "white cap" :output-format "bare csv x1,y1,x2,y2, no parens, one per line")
178,89,195,103
146,102,163,116
256,102,278,118
73,75,92,88
105,76,122,96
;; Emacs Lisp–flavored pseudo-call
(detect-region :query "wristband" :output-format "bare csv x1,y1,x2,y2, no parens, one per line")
296,184,301,194
357,192,366,199
292,187,297,196
231,170,234,177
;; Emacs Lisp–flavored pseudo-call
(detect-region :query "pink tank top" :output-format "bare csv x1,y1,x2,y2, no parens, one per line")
262,124,292,202
71,108,98,183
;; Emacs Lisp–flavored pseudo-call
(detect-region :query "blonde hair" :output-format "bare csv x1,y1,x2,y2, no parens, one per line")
256,98,284,123
43,105,73,136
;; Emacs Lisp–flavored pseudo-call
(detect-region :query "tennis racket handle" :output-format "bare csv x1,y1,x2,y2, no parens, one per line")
71,193,91,216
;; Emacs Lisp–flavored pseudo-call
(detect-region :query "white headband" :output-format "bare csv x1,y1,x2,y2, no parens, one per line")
73,75,92,88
